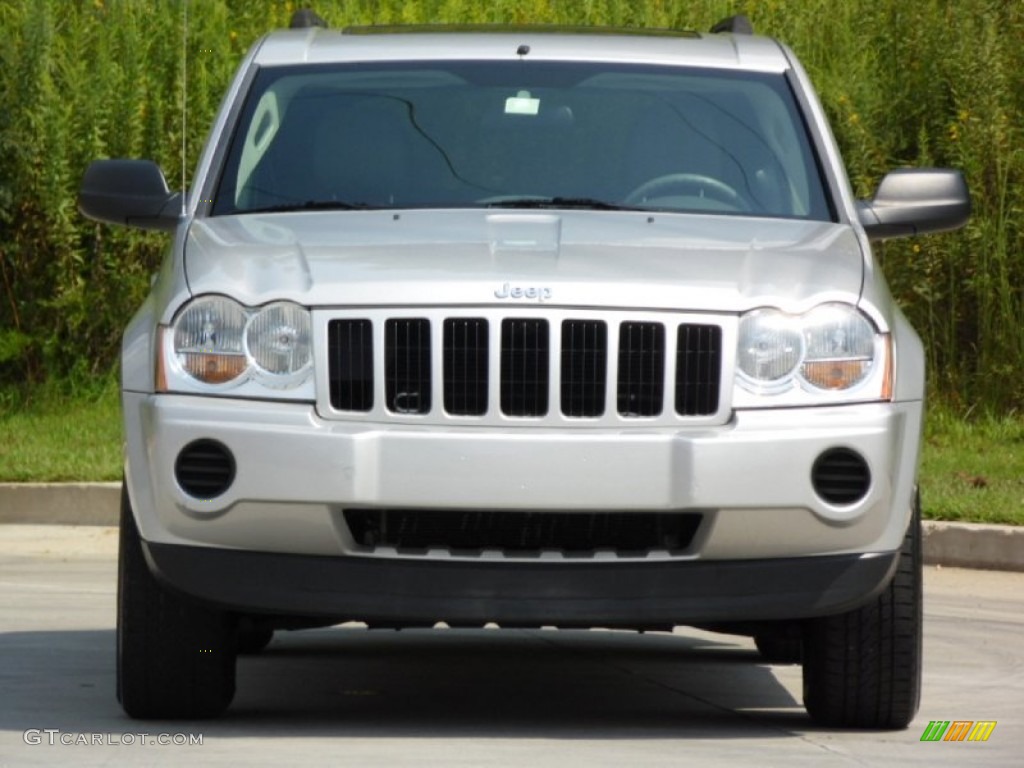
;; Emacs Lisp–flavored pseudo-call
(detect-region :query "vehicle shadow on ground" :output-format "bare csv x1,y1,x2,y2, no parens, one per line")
0,626,816,740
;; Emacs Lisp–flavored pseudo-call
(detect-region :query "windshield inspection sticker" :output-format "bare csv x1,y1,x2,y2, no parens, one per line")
505,90,540,115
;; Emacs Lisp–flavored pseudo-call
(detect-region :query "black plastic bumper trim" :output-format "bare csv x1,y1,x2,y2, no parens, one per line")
143,542,899,628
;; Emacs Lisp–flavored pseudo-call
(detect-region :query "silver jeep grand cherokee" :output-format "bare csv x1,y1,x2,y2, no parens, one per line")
79,14,969,725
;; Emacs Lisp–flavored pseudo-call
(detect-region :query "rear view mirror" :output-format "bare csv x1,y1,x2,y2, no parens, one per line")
78,159,182,232
858,169,970,241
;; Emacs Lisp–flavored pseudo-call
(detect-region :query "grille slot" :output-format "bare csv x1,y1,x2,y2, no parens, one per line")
344,509,703,556
675,324,722,416
811,448,871,505
501,318,550,417
328,319,374,411
175,439,235,499
617,322,665,417
385,318,431,414
561,319,607,417
444,318,489,416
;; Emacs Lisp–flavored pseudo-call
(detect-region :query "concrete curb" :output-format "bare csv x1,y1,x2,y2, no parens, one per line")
1,483,1021,572
0,483,121,526
921,520,1024,572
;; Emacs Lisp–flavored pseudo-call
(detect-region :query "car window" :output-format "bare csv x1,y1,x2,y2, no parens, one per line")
212,61,831,220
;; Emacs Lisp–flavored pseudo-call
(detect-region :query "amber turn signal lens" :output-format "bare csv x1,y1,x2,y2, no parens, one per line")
800,359,872,390
178,352,248,384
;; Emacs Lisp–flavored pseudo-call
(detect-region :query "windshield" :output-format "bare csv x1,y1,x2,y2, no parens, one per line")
212,60,831,220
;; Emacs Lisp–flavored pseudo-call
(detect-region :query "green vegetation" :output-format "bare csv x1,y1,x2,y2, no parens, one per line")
0,1,1021,524
921,410,1024,525
0,0,1022,412
0,375,121,482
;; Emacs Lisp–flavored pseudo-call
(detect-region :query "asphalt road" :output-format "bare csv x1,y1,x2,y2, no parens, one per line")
1,525,1021,767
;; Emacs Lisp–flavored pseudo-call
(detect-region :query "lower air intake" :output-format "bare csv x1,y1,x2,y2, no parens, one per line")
344,509,702,556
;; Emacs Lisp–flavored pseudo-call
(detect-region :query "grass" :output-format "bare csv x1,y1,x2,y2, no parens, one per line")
921,410,1024,526
0,383,1020,525
0,378,122,483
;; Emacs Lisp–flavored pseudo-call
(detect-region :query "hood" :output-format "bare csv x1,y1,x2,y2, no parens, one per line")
183,209,864,313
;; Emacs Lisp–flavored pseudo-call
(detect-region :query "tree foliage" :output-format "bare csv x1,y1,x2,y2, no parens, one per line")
1,0,1021,411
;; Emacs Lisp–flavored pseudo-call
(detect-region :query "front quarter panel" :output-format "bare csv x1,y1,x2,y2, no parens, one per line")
121,223,193,393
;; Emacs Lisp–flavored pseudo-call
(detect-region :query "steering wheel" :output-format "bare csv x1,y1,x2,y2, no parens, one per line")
623,173,753,211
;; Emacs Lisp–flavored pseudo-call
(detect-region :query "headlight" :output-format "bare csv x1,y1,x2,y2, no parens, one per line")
735,303,891,404
164,296,313,392
800,304,876,391
245,302,312,387
172,296,248,385
737,310,804,393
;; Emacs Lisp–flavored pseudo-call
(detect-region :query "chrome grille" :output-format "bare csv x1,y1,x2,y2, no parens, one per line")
322,311,725,423
676,324,722,416
561,319,607,417
618,322,665,417
327,319,373,411
444,318,489,416
385,318,431,414
501,318,550,417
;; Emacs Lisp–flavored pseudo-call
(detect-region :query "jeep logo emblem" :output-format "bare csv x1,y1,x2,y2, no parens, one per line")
494,282,553,302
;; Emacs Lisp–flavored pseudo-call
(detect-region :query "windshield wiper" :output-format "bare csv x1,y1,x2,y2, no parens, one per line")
243,197,635,214
242,200,382,214
483,196,635,211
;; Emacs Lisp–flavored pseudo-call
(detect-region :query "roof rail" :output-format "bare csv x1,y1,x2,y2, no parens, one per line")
290,8,328,29
710,15,753,35
341,24,698,39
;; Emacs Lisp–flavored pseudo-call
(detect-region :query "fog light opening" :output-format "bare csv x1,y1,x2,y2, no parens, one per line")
811,448,871,506
174,439,236,500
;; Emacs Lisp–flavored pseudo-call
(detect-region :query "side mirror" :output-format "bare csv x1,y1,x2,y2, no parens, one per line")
858,168,970,241
78,159,182,232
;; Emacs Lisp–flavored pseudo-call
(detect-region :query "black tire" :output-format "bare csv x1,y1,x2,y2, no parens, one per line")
754,625,802,664
236,622,275,655
117,482,237,719
801,491,922,728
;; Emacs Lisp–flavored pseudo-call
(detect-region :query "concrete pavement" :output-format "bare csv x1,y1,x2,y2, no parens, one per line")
1,528,1021,767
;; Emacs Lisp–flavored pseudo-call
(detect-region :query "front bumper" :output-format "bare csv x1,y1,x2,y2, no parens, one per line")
145,539,899,626
124,392,921,621
125,393,921,554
